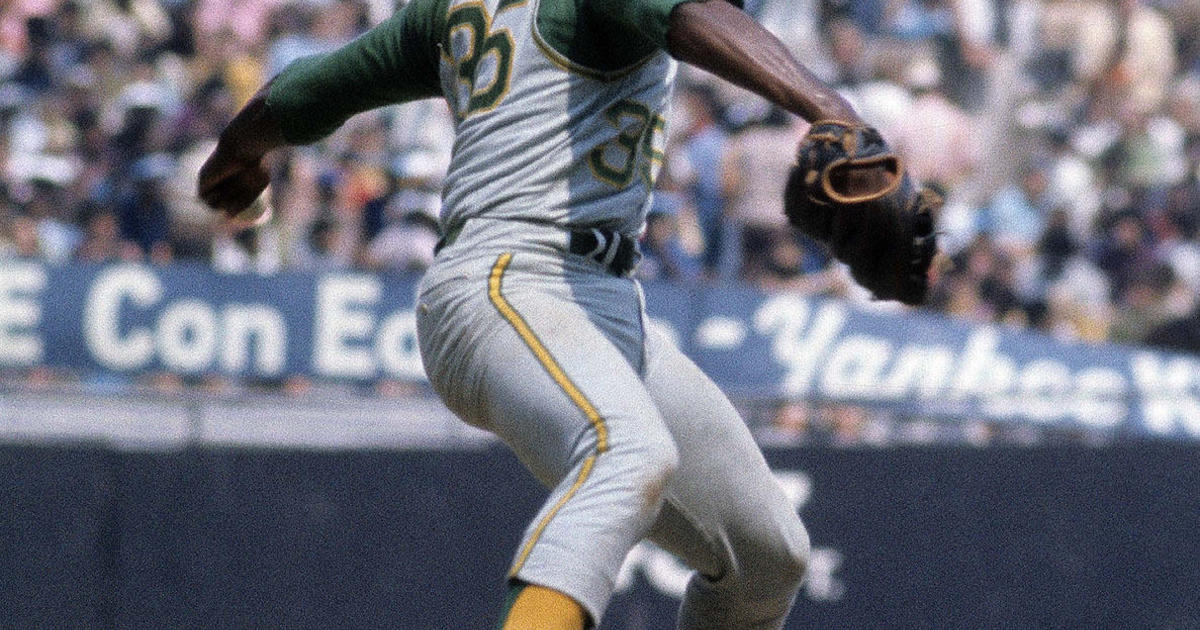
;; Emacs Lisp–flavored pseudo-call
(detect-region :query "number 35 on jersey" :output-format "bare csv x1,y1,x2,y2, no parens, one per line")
442,1,515,117
441,0,669,191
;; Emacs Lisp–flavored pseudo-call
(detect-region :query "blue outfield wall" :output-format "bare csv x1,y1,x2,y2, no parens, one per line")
3,443,1199,629
1,262,1199,437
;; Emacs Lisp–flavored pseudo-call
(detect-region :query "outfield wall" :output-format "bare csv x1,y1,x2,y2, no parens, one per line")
3,441,1198,629
2,262,1199,437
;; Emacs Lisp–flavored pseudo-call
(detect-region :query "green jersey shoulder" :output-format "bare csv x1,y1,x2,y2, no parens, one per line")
268,0,696,232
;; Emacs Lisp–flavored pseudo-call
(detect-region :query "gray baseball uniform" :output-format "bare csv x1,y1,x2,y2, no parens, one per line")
266,0,810,626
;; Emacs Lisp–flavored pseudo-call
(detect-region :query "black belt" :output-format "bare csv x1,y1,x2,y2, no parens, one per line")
434,222,638,276
569,228,638,276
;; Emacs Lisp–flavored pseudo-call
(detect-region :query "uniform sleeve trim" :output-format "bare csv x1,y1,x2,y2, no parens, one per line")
532,0,661,82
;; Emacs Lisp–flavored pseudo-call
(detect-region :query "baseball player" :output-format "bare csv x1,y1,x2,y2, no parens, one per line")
199,0,927,627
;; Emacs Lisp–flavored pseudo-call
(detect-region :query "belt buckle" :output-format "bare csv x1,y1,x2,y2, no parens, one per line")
571,227,635,276
595,229,624,269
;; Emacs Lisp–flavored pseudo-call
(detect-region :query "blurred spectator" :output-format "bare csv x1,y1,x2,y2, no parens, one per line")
1036,207,1077,282
938,234,1024,323
213,222,280,274
1110,0,1177,118
75,206,139,262
1041,128,1101,241
1109,109,1188,189
1146,306,1200,355
1109,263,1177,345
1042,254,1113,341
0,0,1196,406
826,18,873,87
673,85,731,279
5,215,42,260
978,164,1049,254
720,107,805,282
825,404,891,447
22,179,81,263
115,153,174,258
890,58,978,190
756,400,826,447
291,215,349,272
1036,0,1120,87
361,189,440,272
638,190,703,283
196,0,287,48
1092,213,1152,301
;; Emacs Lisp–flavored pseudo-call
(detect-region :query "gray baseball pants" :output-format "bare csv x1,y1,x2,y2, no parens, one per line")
416,218,810,627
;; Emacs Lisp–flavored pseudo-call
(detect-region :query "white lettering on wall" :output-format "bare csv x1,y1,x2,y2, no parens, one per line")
821,335,894,399
1019,359,1075,422
84,265,161,370
314,275,381,378
221,305,287,375
1074,368,1127,428
375,310,424,379
82,265,290,375
155,300,219,372
880,344,956,399
748,301,1137,426
1131,353,1200,436
0,263,46,365
754,297,847,396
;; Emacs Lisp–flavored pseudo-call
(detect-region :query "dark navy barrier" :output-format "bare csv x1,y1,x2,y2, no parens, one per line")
0,446,114,629
110,450,538,629
2,443,1198,629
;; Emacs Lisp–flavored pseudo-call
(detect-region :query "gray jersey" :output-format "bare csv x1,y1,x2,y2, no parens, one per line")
439,0,675,236
267,0,683,238
262,1,811,626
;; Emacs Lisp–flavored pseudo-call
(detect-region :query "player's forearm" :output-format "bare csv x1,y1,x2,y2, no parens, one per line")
215,83,287,162
665,0,861,124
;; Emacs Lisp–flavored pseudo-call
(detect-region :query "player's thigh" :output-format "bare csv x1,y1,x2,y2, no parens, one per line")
424,260,673,488
641,327,807,576
478,303,664,487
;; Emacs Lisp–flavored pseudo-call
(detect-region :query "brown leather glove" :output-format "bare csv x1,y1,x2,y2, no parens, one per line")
784,121,941,305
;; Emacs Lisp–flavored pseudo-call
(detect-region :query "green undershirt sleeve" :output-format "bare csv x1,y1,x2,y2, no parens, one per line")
267,0,447,145
588,0,703,49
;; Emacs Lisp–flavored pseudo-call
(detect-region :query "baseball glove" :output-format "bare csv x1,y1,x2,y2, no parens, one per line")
783,121,941,306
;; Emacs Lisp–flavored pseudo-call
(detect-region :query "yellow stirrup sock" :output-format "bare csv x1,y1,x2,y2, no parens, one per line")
499,583,587,630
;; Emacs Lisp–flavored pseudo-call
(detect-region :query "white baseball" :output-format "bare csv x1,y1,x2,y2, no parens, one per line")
230,191,273,229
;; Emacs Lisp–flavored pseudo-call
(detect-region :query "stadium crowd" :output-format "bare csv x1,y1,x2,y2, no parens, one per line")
3,0,1199,349
0,0,1197,444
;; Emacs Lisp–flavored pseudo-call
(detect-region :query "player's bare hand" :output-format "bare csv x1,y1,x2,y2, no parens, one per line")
197,146,270,217
196,84,284,218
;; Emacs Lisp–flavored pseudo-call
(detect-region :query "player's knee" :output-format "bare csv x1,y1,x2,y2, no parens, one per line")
641,437,680,484
777,520,811,587
772,516,811,588
627,438,679,507
746,513,810,594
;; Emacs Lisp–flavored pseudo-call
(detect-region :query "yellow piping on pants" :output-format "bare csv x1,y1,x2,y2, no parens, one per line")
487,253,610,577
